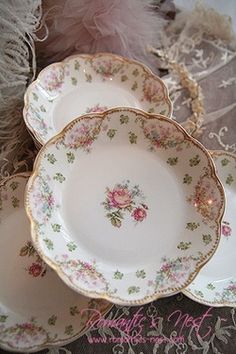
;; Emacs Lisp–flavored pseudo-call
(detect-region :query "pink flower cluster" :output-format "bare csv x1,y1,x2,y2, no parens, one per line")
107,187,147,222
143,78,164,103
108,188,131,209
28,263,43,277
132,207,147,222
222,223,232,237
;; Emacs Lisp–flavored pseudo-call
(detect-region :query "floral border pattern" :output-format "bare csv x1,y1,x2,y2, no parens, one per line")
0,174,111,352
25,108,225,305
183,151,236,306
23,53,172,145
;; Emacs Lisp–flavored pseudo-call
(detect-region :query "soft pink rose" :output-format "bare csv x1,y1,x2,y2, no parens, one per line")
108,188,132,208
28,263,42,277
20,323,34,330
132,207,147,222
222,224,232,237
47,195,55,207
86,104,108,113
160,263,171,272
228,284,236,291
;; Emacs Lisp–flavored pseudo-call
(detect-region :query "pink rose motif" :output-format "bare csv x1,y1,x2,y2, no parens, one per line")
132,207,147,222
108,188,132,209
102,180,148,228
86,104,108,113
222,224,232,237
20,323,34,330
143,78,164,103
160,263,171,272
228,284,236,291
47,194,55,207
28,263,43,277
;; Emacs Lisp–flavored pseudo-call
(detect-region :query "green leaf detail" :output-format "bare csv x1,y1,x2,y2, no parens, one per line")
20,245,29,257
221,158,230,166
202,234,212,245
167,157,178,166
194,290,204,298
67,242,77,252
65,325,74,335
177,241,192,250
129,132,137,144
20,241,36,257
53,173,66,183
51,224,61,232
32,92,38,101
121,75,128,82
107,129,117,139
120,114,129,124
128,286,140,294
74,60,80,71
48,315,57,326
189,155,201,167
85,73,92,82
183,174,192,185
0,315,8,323
131,81,138,91
46,153,57,164
111,217,121,228
43,238,54,250
132,68,139,77
136,269,146,279
10,181,19,191
226,174,234,185
12,196,20,208
207,283,215,290
67,152,75,163
107,210,123,219
70,306,80,316
114,270,124,280
40,105,46,112
148,108,155,113
71,77,77,85
186,222,200,231
160,110,166,115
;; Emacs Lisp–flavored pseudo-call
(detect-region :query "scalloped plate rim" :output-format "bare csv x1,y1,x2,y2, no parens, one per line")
0,173,112,353
25,108,225,306
183,150,236,307
23,52,173,146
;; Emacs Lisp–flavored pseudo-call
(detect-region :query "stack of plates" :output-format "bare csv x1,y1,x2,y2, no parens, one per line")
0,53,234,352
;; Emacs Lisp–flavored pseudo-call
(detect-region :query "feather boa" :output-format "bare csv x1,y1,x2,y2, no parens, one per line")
0,0,41,177
38,0,165,70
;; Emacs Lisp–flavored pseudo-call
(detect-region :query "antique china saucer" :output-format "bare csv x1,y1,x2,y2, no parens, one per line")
183,151,236,307
25,108,225,306
23,53,172,145
0,173,111,352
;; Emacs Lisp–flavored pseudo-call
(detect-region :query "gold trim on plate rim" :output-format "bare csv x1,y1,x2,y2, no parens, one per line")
23,52,173,146
25,107,225,306
0,173,112,353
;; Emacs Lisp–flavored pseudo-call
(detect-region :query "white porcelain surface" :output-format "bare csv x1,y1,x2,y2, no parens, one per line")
25,108,225,306
183,151,236,307
23,53,172,145
0,173,110,352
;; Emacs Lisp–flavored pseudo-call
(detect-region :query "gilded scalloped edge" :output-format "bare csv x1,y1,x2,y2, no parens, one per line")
0,173,112,353
183,150,236,308
23,52,173,146
25,107,225,306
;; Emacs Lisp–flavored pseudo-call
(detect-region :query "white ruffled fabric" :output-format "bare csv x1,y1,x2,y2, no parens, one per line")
38,0,165,71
